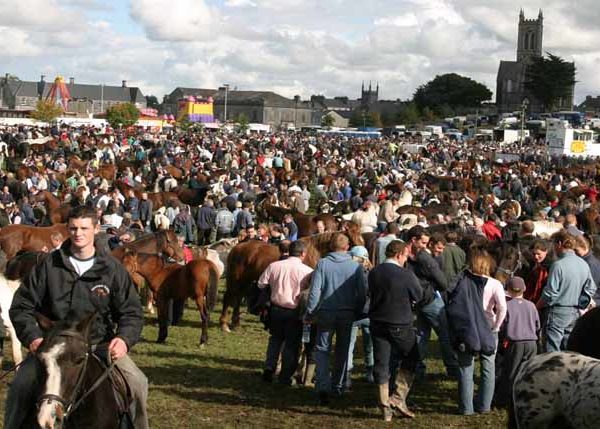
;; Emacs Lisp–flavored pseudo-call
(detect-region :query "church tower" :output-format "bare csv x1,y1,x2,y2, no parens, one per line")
361,81,379,107
516,9,543,63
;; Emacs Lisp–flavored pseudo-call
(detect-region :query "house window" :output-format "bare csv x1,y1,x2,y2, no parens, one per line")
506,80,513,93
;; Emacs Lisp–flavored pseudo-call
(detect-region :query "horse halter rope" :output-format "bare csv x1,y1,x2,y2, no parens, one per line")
37,330,90,419
496,242,523,279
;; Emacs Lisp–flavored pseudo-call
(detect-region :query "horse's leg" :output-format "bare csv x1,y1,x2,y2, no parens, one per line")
220,287,232,333
195,295,208,346
231,287,243,330
8,325,22,365
156,297,169,344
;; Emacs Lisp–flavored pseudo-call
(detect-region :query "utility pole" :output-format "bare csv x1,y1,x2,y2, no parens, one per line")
520,98,529,145
223,83,230,123
100,83,104,113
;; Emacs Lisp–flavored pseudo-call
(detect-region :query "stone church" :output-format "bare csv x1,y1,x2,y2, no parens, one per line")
496,9,574,114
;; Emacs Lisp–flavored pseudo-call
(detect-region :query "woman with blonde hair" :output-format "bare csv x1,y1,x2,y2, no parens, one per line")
446,247,506,415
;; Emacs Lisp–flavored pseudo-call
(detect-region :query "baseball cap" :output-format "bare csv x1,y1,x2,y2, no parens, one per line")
507,276,526,293
350,246,369,260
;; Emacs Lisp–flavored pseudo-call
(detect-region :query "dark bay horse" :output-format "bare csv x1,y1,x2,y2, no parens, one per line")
219,229,364,332
30,313,122,429
0,224,69,260
121,251,219,345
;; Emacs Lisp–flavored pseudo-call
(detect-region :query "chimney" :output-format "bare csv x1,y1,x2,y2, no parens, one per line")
41,74,45,82
69,77,75,85
122,80,127,88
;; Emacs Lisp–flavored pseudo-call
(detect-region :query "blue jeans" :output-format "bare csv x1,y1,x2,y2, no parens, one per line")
416,293,458,376
543,306,579,352
457,333,497,415
314,310,354,394
348,318,374,373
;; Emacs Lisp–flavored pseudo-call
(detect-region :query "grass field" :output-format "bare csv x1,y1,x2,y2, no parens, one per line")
0,286,508,428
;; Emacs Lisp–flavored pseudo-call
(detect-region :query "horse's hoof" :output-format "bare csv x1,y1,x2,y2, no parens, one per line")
199,343,206,349
220,324,231,333
156,337,167,344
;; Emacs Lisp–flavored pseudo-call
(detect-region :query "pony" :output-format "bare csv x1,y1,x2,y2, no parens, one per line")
110,230,184,263
511,352,600,429
30,190,73,224
121,251,219,345
28,312,124,429
0,271,22,365
0,224,69,260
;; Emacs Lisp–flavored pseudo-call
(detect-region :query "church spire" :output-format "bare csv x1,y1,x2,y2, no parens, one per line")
519,8,524,21
538,9,543,20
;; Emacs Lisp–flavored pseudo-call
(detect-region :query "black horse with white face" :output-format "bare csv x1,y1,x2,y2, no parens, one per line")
28,312,124,429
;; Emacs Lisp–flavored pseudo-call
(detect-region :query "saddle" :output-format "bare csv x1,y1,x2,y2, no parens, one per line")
93,354,134,428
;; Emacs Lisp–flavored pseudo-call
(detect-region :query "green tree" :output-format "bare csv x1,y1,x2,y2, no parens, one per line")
413,73,492,112
397,102,421,125
321,113,335,128
106,103,139,128
30,99,63,123
145,95,160,109
422,106,437,122
525,52,577,112
369,111,383,127
236,113,250,133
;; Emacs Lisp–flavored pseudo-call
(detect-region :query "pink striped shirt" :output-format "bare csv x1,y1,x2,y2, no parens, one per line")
258,257,313,309
482,276,507,332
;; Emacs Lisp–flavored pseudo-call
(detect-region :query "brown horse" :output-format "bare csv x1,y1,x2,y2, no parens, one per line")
96,164,117,182
219,229,364,332
172,186,208,206
31,190,72,224
121,251,219,345
165,165,184,180
115,180,179,209
111,229,185,263
0,224,68,260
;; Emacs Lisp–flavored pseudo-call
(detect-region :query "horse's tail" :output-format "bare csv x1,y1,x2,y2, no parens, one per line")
206,262,219,312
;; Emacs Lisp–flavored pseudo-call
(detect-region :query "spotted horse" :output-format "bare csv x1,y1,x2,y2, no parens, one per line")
511,351,600,429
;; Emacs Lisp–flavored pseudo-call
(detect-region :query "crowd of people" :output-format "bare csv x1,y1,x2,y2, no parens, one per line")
1,121,600,424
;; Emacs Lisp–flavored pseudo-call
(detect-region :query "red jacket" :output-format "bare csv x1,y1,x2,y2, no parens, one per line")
481,221,502,241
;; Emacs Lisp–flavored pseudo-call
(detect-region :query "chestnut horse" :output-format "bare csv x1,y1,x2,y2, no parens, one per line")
219,229,364,332
0,224,69,260
121,251,219,345
110,229,184,263
31,190,72,224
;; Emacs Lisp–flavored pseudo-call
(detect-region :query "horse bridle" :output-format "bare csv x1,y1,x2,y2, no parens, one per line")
36,330,90,419
496,242,523,279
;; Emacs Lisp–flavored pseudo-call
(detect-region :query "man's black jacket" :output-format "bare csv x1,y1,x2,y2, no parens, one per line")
10,240,143,350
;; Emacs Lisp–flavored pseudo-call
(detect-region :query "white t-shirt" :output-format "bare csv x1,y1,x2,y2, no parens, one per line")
69,256,95,277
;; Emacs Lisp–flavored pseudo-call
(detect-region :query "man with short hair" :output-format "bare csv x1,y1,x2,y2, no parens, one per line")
215,201,234,240
305,233,367,404
369,240,423,421
405,225,458,378
6,206,148,429
138,192,153,231
196,199,216,245
258,240,313,385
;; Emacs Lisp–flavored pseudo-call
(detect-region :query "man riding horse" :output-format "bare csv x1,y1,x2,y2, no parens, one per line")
5,206,148,429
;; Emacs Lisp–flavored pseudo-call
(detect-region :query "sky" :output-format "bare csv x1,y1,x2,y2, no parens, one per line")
1,0,599,104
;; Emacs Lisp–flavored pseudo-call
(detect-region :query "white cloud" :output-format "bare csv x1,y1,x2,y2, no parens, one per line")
129,0,220,41
2,0,599,105
224,0,257,7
